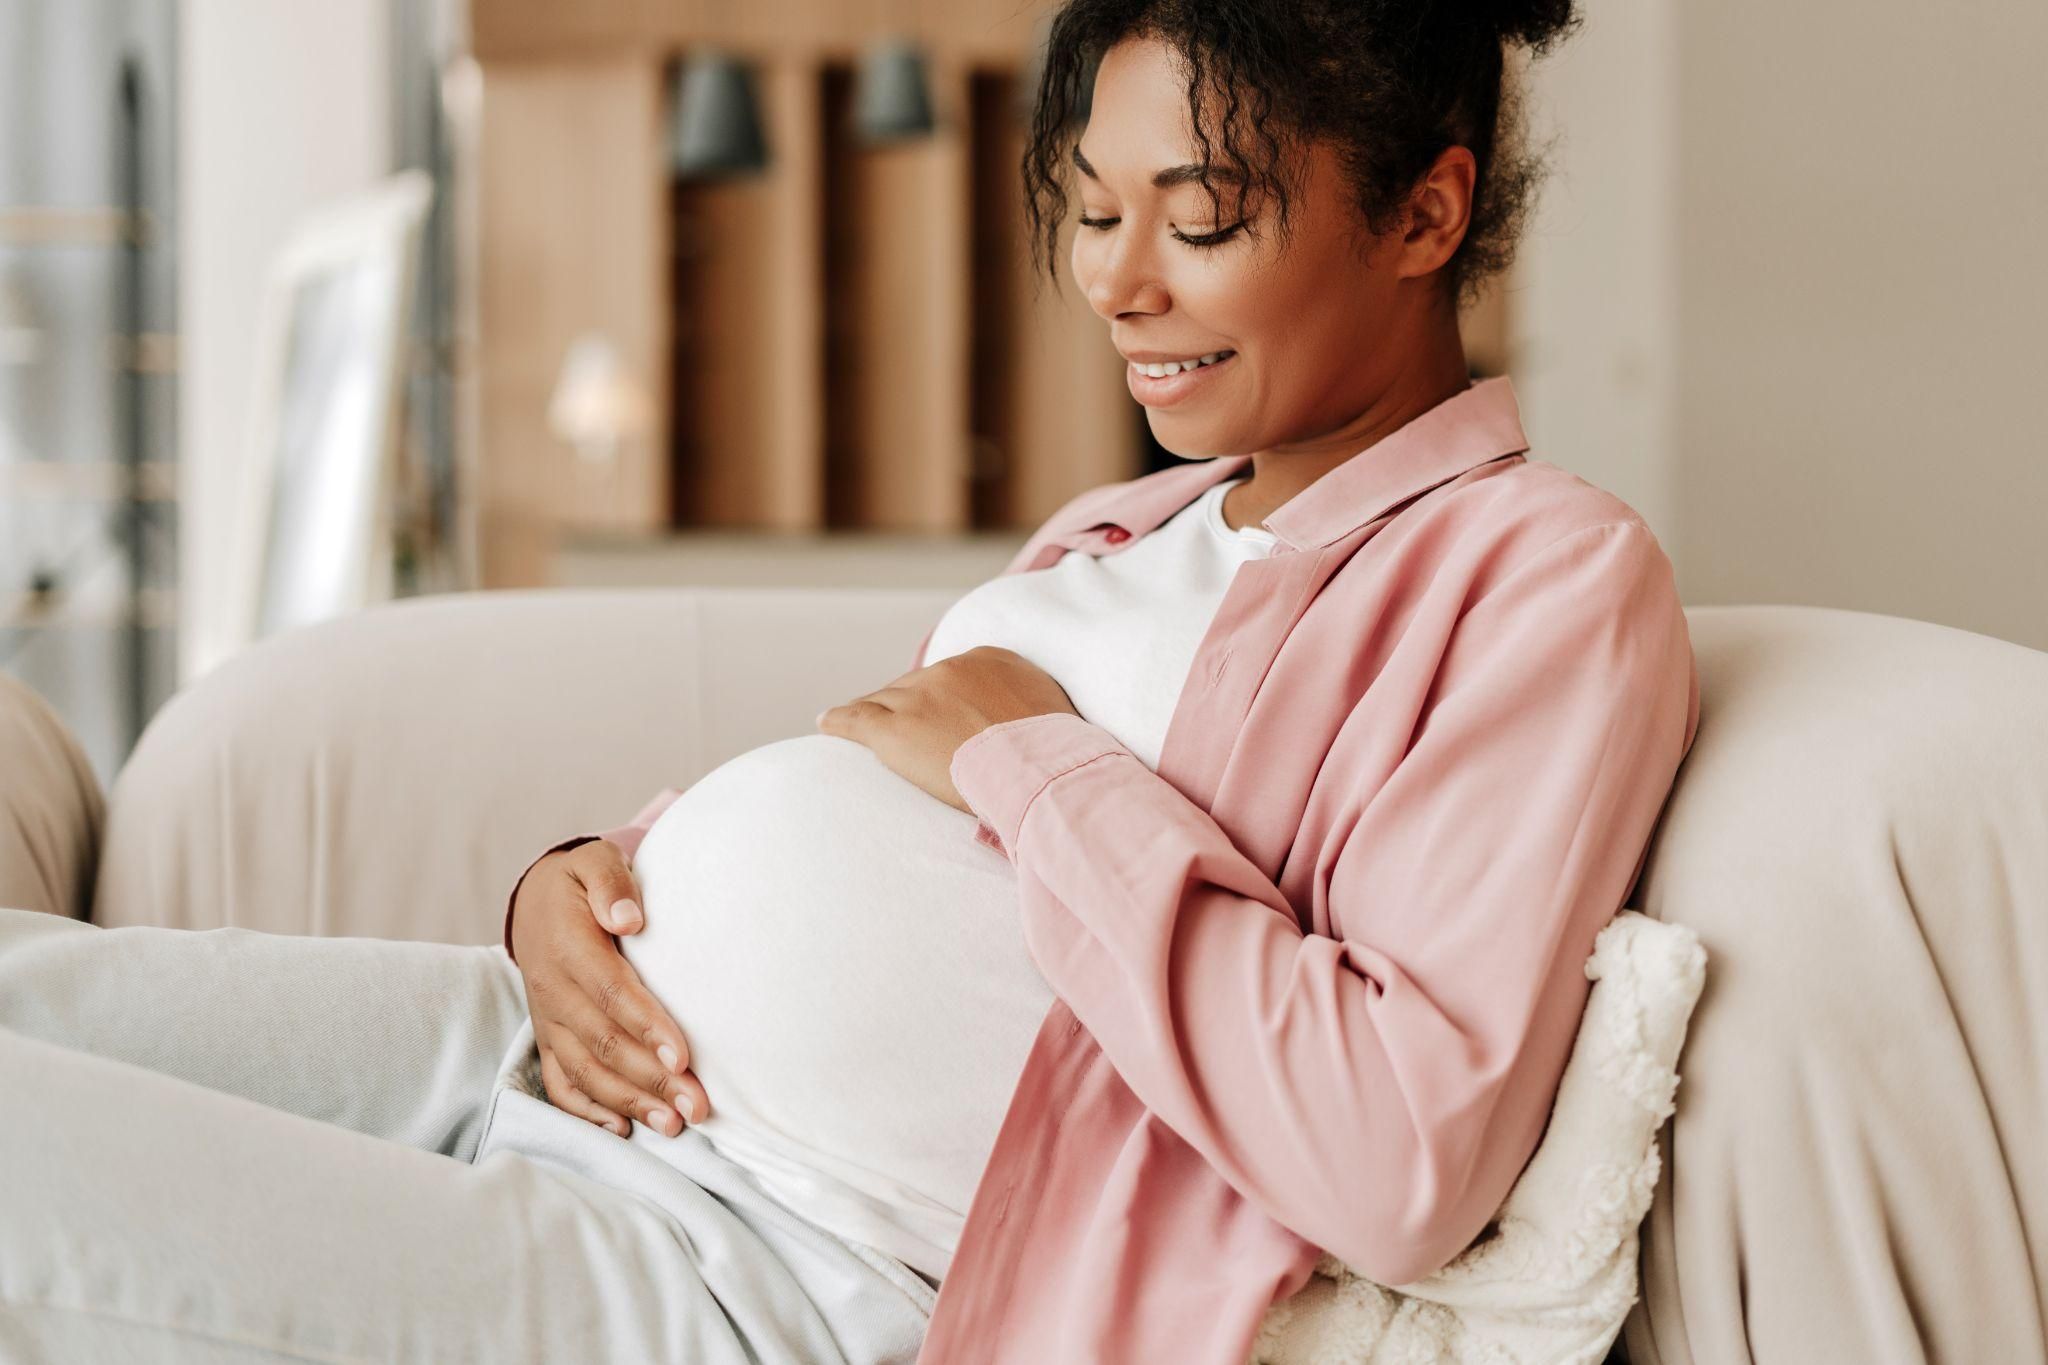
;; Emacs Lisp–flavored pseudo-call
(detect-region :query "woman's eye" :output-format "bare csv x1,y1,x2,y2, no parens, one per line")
1075,214,1244,249
1172,223,1245,249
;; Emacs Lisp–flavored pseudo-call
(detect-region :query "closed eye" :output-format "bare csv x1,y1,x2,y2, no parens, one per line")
1076,215,1245,249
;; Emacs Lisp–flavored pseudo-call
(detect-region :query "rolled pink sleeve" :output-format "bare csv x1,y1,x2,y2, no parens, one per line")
501,786,686,963
952,713,1130,861
948,522,1696,1286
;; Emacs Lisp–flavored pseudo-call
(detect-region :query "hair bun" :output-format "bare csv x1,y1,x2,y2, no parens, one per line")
1481,0,1581,51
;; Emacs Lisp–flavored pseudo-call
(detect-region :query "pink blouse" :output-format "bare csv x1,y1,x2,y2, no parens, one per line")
504,374,1701,1365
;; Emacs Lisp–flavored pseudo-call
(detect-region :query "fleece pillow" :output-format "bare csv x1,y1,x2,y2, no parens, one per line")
1247,909,1709,1365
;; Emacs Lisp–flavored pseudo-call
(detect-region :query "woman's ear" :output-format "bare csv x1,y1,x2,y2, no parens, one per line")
1397,145,1478,280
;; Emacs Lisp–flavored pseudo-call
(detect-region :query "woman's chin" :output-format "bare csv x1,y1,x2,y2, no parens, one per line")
1144,417,1242,462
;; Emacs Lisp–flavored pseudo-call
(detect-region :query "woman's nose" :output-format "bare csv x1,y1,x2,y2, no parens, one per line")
1083,237,1168,322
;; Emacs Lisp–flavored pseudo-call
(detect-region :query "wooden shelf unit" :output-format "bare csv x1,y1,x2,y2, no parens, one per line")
471,3,1133,585
468,1,1514,586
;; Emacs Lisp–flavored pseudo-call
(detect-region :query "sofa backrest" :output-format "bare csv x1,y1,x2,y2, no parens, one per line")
93,585,959,940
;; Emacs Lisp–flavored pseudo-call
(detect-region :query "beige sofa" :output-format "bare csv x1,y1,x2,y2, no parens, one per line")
5,587,2046,1363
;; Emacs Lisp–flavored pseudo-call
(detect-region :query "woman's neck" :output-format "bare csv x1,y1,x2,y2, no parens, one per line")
1221,328,1472,534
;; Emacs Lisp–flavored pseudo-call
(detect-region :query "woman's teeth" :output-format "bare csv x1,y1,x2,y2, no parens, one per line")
1135,351,1233,378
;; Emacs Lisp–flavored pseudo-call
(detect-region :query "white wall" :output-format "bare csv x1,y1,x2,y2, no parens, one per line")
1514,0,1681,548
1518,0,2047,651
1670,0,2047,650
177,0,391,683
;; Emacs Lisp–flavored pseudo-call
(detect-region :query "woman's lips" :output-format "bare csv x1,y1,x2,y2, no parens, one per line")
1127,351,1237,408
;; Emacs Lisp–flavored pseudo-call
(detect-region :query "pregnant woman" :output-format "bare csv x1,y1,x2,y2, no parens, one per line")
0,2,1699,1362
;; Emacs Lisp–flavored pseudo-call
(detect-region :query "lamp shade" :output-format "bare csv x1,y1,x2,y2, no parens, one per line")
853,36,936,143
671,49,769,179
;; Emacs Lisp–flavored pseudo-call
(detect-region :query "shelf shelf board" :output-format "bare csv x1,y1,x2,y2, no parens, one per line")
2,584,176,630
0,205,159,248
0,460,177,501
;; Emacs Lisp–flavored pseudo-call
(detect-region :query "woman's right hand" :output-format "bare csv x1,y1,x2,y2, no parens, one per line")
509,839,711,1138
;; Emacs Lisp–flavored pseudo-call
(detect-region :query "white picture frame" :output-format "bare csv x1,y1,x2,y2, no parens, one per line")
230,170,433,652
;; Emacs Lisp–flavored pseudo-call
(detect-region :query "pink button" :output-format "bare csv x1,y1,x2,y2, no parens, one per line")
1104,526,1131,543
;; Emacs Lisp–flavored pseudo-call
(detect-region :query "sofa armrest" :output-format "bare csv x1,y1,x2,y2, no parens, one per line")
1623,605,2048,1364
92,585,962,943
0,670,104,920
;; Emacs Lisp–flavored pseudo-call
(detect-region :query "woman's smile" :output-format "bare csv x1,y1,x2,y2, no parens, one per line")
1125,348,1239,407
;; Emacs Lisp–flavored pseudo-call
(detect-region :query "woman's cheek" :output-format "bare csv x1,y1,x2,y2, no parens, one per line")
1070,236,1098,295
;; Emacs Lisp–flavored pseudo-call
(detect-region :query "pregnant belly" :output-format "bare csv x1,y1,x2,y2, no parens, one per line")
618,733,1057,1233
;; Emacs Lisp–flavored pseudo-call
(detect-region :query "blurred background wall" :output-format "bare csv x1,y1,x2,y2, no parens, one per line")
1512,0,1678,553
179,0,393,685
1667,0,2045,648
1,0,2042,788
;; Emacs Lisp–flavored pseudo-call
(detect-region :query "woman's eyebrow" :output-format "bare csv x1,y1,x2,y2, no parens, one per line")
1072,144,1246,189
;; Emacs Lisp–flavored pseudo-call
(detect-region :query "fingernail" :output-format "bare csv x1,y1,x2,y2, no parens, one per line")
649,1106,673,1132
678,1094,699,1123
610,899,642,931
657,1044,680,1073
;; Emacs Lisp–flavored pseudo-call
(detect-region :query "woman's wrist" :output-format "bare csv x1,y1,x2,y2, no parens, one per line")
503,835,602,964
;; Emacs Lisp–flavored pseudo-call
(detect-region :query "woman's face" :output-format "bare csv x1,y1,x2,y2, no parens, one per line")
1071,35,1452,460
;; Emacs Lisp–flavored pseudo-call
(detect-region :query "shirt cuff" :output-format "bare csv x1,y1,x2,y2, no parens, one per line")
595,786,686,864
950,711,1130,861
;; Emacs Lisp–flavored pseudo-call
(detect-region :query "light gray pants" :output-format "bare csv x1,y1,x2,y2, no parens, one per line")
0,906,935,1363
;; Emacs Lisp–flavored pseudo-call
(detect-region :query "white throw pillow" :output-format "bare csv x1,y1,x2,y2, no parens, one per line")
1248,909,1708,1365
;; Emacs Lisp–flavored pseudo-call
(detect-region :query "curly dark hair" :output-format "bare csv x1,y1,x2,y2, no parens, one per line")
1021,0,1583,311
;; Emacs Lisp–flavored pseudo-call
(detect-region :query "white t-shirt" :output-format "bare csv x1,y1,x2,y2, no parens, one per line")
619,475,1276,1282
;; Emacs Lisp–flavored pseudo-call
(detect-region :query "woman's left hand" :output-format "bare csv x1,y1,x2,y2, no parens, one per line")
816,645,1078,812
